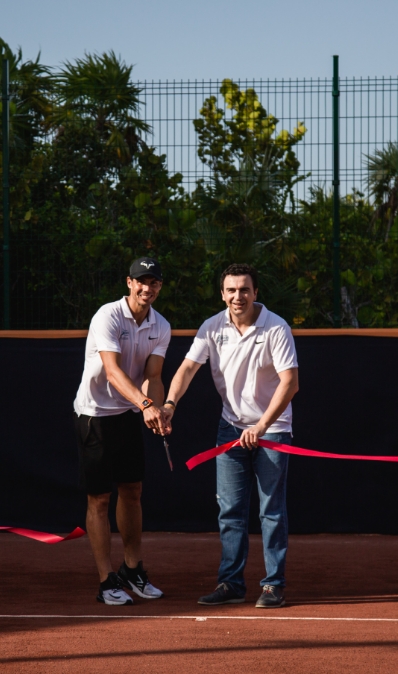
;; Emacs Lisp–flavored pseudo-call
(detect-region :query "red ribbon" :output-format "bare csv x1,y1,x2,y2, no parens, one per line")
0,526,86,544
186,439,398,471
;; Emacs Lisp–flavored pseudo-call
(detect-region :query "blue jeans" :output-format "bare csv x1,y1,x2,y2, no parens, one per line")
216,418,291,596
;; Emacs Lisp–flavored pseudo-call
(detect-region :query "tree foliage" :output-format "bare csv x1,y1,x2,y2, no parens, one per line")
292,188,398,327
188,79,308,321
1,44,397,328
365,142,398,241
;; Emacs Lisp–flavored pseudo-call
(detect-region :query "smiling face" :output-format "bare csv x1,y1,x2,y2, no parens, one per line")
126,274,163,312
221,274,258,320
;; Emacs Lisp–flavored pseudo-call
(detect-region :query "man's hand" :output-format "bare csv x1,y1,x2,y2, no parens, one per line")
239,423,266,450
160,405,175,434
239,368,299,450
142,405,167,435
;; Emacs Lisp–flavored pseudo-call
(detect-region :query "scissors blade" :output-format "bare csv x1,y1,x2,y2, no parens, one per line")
163,437,173,471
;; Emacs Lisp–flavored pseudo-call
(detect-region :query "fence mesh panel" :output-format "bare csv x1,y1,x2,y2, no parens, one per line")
1,74,398,328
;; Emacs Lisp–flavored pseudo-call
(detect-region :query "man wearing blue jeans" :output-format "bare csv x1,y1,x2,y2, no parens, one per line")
162,263,298,608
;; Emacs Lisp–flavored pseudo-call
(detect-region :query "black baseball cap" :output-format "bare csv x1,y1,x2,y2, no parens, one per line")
129,257,163,281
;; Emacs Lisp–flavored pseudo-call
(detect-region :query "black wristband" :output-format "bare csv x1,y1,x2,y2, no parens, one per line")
164,399,176,409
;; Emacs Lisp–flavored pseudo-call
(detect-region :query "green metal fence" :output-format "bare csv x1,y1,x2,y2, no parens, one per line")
1,55,398,329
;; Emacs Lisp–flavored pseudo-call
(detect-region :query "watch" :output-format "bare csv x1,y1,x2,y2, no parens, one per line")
139,398,154,411
164,399,176,409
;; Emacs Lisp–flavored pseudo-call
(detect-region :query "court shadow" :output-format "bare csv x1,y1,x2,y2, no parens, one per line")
1,639,398,665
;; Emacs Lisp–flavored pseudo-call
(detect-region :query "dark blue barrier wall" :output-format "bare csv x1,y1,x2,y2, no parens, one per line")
1,336,398,533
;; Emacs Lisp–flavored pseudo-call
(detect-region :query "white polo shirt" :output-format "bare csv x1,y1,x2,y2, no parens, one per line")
74,297,171,417
185,304,298,432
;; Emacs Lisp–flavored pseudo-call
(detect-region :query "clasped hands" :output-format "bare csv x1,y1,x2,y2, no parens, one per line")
142,404,174,435
143,405,265,449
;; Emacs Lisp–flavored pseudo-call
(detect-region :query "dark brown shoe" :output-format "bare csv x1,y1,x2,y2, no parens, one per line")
255,584,285,608
198,583,245,605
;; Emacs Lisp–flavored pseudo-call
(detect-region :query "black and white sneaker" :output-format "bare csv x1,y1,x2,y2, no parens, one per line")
97,572,133,605
118,560,163,599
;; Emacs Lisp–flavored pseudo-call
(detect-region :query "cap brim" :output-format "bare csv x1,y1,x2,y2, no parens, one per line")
129,272,163,281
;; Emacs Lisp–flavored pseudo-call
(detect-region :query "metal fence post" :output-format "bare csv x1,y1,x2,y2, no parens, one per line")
332,55,341,327
2,59,10,329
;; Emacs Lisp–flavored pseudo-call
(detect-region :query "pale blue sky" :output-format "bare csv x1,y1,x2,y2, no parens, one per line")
2,0,398,80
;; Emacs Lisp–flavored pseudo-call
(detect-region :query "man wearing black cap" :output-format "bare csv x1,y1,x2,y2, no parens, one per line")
74,257,171,605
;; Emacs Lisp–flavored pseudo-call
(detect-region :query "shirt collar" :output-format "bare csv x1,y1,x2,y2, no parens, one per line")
224,303,267,327
255,304,268,328
121,297,155,326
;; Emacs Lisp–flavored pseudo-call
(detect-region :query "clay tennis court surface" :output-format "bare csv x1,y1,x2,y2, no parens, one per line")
1,532,398,673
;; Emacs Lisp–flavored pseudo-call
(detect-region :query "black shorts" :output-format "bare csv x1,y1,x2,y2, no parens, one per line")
74,410,145,494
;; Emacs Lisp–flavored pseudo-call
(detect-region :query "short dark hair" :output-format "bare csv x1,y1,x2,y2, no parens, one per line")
220,263,258,291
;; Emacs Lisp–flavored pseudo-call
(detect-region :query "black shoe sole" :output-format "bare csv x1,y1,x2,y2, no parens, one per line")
255,598,286,608
197,597,245,605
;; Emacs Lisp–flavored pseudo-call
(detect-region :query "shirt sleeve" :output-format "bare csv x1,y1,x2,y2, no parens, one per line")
150,320,171,359
270,324,298,373
90,308,121,354
185,321,210,364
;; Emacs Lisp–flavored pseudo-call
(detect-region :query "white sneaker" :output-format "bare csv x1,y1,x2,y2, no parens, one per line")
97,572,133,605
118,561,163,599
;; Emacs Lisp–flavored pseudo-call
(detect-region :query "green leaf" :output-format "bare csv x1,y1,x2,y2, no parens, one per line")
180,209,197,227
153,207,168,221
134,193,151,208
297,277,311,291
341,269,356,286
299,240,318,253
196,284,214,299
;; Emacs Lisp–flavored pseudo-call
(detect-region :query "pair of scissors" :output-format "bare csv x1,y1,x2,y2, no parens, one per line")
162,436,173,471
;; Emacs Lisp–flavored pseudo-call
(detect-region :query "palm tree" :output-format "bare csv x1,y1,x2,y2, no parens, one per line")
365,142,398,241
52,51,149,165
0,38,52,156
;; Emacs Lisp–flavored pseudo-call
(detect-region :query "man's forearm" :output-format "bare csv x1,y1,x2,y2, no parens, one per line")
167,360,201,405
239,370,299,449
143,378,164,407
106,367,147,407
257,380,298,433
101,352,166,433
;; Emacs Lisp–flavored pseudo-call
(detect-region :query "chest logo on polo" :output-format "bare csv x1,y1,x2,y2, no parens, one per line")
120,330,130,340
215,334,229,345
